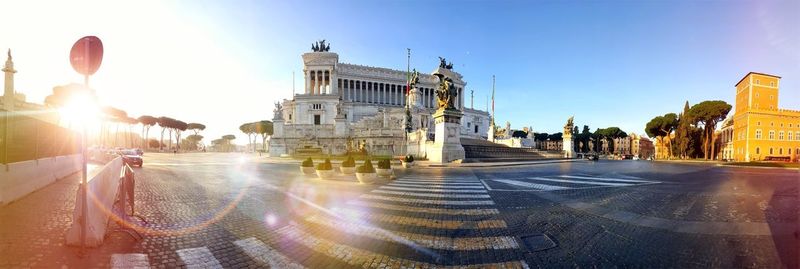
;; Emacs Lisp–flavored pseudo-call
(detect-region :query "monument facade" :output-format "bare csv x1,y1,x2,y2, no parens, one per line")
269,41,490,157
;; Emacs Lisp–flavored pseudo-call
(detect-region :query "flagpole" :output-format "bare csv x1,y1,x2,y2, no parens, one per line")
404,48,410,155
491,75,495,143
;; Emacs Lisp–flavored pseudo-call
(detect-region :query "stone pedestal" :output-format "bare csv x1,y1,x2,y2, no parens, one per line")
563,133,575,158
427,108,465,163
269,119,286,157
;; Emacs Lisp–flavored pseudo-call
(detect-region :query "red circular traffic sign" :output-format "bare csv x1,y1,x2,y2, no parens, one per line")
69,36,103,76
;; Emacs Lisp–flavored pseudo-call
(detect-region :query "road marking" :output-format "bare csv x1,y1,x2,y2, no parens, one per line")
276,225,529,268
361,194,495,205
347,200,499,215
111,254,150,269
494,179,571,191
334,208,507,229
529,177,634,187
387,182,486,189
371,189,491,199
393,180,483,185
399,177,480,182
234,237,305,269
176,247,223,269
558,175,658,183
379,185,488,193
304,214,519,250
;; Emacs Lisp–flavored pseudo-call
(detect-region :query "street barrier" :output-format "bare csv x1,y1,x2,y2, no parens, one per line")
65,157,124,247
0,154,82,205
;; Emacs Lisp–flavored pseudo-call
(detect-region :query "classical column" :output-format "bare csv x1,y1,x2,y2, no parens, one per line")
331,69,338,95
304,70,310,94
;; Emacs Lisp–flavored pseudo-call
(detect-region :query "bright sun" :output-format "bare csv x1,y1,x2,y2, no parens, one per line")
58,93,100,128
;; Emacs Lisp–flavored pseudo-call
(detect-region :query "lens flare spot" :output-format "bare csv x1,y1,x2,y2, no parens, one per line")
265,213,278,226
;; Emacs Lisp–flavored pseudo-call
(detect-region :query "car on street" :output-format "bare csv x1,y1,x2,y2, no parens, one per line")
134,148,144,156
586,154,599,161
118,149,143,167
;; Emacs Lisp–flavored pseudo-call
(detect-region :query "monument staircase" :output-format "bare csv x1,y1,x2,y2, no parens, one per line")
460,138,555,162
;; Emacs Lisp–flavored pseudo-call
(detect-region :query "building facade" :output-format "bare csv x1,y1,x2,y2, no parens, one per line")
731,72,800,162
269,43,490,156
715,117,735,161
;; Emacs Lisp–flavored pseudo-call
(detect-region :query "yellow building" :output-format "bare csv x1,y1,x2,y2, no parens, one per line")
732,72,800,162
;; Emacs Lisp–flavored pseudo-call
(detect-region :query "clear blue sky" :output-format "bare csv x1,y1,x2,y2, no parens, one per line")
5,0,798,142
177,0,799,136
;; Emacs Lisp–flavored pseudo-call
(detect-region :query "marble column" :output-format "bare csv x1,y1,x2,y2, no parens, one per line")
304,70,310,94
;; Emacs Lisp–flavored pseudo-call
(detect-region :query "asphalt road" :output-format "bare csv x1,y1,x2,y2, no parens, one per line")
97,153,798,268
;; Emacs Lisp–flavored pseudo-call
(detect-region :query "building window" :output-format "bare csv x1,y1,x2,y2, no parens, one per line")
289,114,292,120
789,132,793,141
755,93,760,98
770,82,774,87
770,95,774,100
756,147,760,154
769,148,773,155
756,79,760,84
474,125,479,133
796,131,800,140
755,129,762,139
311,103,323,110
313,115,321,125
779,148,783,155
769,130,775,140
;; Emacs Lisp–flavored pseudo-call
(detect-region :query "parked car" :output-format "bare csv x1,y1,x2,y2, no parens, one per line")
586,154,599,161
632,156,640,160
118,149,143,167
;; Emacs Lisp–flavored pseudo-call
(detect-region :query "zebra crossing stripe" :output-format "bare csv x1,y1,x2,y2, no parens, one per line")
395,179,482,185
111,253,150,269
379,185,488,193
530,177,633,186
347,200,499,215
276,224,529,268
304,214,520,250
387,182,486,189
400,178,479,182
335,208,507,229
558,175,658,183
361,194,495,205
371,189,491,199
234,237,305,269
494,179,571,191
176,247,223,269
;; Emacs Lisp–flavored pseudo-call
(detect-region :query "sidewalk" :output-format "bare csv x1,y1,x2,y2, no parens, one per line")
0,164,122,268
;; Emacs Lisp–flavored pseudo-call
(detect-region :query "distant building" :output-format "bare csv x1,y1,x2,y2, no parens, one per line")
731,72,800,162
715,117,735,161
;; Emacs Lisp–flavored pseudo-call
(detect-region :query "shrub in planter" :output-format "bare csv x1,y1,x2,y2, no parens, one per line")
300,157,315,175
401,154,414,168
355,159,377,184
316,158,334,179
376,159,393,177
340,156,356,174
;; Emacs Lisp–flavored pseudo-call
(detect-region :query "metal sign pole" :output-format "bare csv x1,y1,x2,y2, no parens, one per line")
79,38,90,256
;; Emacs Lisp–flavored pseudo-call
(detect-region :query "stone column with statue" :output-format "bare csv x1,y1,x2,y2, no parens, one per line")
562,116,575,158
426,60,465,163
268,102,287,157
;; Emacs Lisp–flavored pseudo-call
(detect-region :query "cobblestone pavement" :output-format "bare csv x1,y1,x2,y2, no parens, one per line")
1,153,797,268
